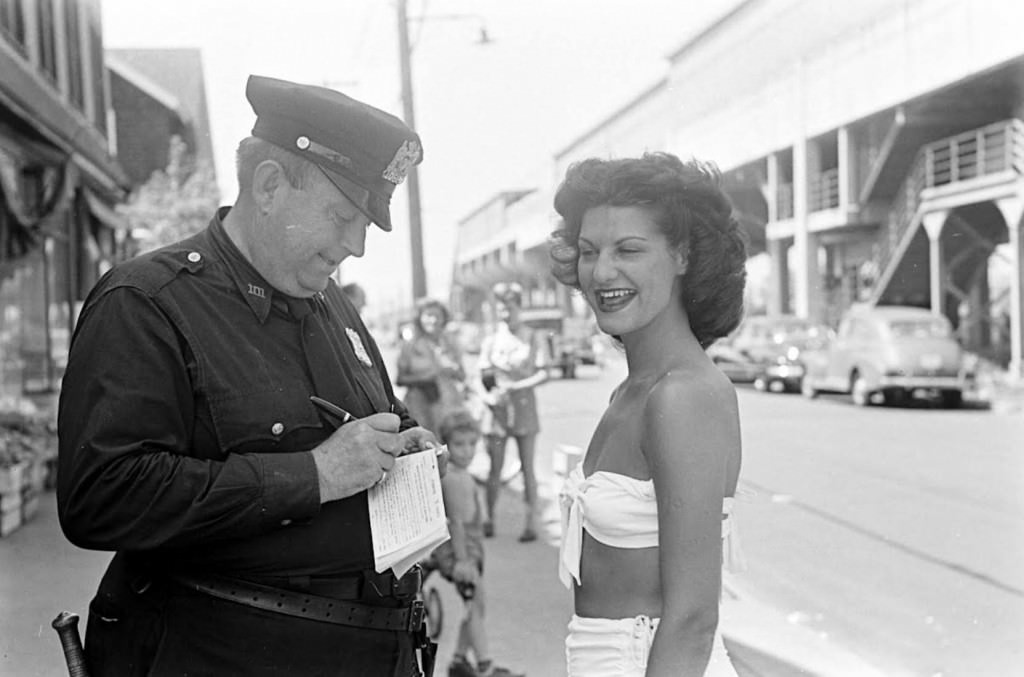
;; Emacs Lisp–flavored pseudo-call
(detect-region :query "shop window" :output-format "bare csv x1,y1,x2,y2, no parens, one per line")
65,0,84,111
45,236,72,382
86,9,106,132
36,0,57,84
0,248,48,397
0,235,73,398
0,0,26,52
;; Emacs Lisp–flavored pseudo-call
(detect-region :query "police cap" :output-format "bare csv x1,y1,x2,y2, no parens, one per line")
246,74,423,231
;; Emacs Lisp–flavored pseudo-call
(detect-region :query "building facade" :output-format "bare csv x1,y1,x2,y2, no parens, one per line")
452,0,1024,376
0,0,128,401
0,2,215,405
107,47,216,184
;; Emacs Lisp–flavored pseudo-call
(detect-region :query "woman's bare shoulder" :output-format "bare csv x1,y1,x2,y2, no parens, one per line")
646,359,736,413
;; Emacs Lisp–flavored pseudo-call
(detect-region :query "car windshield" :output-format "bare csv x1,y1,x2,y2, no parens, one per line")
888,318,951,339
764,321,829,346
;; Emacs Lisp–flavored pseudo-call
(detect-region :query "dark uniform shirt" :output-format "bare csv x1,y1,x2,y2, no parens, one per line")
58,208,415,579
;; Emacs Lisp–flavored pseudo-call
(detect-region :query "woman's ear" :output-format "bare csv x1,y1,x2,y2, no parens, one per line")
674,246,689,277
251,160,285,213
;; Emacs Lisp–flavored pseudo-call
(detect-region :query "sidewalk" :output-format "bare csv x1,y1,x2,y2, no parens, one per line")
976,367,1024,415
0,492,110,677
426,485,573,675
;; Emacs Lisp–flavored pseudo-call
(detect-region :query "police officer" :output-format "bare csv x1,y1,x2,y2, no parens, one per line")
58,75,442,676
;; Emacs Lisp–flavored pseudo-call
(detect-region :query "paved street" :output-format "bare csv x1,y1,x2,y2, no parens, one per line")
733,385,1024,676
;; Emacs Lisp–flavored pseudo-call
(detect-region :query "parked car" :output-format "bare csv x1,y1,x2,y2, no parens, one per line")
800,304,972,407
713,315,832,392
706,342,761,384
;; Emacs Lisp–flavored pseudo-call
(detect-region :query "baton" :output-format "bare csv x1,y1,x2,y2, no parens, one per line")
51,611,89,677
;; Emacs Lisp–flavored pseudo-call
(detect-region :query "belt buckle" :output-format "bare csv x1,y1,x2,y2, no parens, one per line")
407,599,426,633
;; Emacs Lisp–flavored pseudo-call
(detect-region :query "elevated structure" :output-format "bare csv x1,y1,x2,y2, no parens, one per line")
453,0,1024,376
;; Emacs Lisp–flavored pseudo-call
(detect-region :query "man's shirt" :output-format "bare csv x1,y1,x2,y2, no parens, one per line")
58,208,414,577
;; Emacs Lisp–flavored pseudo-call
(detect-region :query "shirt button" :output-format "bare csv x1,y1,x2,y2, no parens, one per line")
187,252,202,263
271,422,285,435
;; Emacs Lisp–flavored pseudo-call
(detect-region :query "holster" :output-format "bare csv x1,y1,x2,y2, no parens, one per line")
414,620,438,677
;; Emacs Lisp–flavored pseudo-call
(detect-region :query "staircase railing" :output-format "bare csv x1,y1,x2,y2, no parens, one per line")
873,118,1024,293
809,168,840,212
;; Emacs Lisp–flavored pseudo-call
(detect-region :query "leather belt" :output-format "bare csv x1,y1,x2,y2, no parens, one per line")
244,568,421,601
171,573,425,633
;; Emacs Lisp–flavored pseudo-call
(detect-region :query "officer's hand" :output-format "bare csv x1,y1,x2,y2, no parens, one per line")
399,426,438,454
311,413,402,503
399,427,449,477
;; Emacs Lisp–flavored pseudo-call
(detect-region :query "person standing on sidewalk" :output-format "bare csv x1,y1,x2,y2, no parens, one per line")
396,298,467,435
57,75,443,676
476,282,549,543
430,409,525,677
550,153,747,676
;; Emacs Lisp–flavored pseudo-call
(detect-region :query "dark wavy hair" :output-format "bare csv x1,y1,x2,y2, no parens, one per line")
414,297,450,333
550,152,747,348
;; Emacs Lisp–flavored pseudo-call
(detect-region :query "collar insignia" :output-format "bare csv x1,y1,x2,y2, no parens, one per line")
247,283,266,298
382,139,421,184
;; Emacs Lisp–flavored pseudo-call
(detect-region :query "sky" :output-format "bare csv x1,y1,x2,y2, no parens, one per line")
101,0,744,318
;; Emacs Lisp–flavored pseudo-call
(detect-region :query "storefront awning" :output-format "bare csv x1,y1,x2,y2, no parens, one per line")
82,188,130,230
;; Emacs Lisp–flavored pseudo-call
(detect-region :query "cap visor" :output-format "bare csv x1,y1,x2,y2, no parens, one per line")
317,166,392,232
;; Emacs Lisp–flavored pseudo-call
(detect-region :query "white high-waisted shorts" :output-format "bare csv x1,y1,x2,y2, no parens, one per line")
565,614,738,676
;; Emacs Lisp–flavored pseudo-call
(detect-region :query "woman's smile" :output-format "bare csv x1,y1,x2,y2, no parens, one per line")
594,288,637,313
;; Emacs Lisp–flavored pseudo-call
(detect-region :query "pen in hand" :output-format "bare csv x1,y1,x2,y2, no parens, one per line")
310,396,445,456
310,396,356,427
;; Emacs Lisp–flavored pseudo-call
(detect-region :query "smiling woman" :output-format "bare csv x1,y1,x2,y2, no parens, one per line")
550,152,747,677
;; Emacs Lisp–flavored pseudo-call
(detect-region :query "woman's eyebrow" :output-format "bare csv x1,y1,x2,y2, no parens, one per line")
579,235,649,246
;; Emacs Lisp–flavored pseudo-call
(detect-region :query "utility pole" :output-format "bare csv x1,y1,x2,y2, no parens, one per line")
396,0,427,302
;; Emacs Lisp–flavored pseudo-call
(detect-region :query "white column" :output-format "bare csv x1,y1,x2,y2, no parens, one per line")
922,211,949,316
838,125,854,216
765,153,779,223
995,197,1024,378
767,238,789,315
792,137,822,320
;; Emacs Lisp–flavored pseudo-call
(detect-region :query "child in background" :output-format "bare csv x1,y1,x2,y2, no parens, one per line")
433,409,524,677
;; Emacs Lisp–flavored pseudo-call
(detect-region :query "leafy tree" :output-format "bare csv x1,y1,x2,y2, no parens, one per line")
117,135,220,255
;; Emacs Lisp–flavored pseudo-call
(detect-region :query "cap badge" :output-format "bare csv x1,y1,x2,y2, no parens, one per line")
346,327,374,367
382,139,421,184
295,136,311,150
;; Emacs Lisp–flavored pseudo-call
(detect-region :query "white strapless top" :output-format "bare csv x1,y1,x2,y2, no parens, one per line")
558,463,744,588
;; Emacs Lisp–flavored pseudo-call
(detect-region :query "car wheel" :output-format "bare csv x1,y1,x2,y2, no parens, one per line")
941,390,963,409
851,374,872,406
753,377,767,391
801,378,818,399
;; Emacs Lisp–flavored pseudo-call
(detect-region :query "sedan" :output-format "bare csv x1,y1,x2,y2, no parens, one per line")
800,305,971,408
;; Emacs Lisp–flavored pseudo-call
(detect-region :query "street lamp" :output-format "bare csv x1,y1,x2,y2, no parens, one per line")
395,0,491,304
